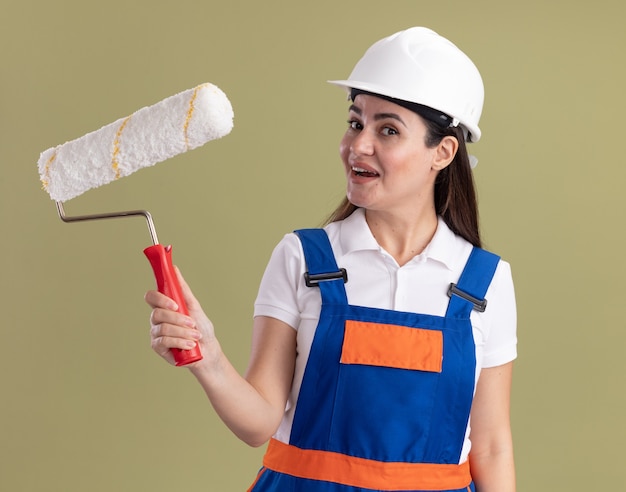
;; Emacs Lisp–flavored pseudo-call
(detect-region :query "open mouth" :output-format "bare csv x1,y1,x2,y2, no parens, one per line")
351,166,379,178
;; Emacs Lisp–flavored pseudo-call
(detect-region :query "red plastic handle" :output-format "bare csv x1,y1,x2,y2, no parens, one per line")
144,244,203,366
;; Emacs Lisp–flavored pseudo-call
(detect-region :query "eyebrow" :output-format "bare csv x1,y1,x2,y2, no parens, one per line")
348,104,408,127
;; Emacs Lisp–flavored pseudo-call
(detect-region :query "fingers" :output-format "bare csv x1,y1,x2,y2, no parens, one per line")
144,289,178,311
151,321,202,351
145,267,199,313
149,308,203,363
150,305,198,337
147,285,202,363
146,267,212,366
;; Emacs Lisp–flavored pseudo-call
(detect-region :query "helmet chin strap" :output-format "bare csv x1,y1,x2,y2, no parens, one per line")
453,123,477,168
450,118,470,143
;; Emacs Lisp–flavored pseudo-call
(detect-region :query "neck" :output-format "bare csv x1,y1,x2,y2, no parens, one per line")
365,206,439,267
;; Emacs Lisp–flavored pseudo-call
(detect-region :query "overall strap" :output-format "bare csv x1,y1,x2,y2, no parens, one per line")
294,229,348,305
446,247,501,319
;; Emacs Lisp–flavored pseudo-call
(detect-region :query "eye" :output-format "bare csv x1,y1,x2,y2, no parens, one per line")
347,119,362,131
381,126,398,136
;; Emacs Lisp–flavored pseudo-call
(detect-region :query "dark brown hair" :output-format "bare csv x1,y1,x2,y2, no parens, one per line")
324,121,481,248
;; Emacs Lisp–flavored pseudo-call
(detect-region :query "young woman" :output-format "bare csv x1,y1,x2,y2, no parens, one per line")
146,27,517,492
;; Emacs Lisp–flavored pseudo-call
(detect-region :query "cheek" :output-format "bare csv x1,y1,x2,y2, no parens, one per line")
339,133,351,163
396,147,433,173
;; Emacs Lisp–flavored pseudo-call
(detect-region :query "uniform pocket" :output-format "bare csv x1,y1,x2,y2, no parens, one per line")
340,320,443,373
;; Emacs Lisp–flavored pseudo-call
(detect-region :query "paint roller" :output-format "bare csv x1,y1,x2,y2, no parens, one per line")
38,83,234,366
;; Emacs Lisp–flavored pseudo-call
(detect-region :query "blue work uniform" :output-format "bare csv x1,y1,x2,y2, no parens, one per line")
249,229,500,492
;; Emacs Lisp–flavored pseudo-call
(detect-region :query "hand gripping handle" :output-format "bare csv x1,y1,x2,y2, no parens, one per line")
144,244,203,366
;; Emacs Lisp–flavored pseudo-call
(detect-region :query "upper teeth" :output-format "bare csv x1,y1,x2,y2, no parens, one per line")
352,166,370,173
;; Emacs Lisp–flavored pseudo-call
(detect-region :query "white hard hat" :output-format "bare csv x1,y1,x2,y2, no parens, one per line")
329,27,484,142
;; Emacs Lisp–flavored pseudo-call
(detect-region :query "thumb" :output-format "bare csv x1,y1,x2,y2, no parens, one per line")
174,266,202,313
174,266,216,343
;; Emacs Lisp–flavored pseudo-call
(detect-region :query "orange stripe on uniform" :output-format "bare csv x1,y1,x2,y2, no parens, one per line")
262,439,471,491
341,320,443,373
246,467,268,492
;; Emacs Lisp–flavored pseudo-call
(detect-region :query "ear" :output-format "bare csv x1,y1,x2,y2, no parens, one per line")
431,136,459,171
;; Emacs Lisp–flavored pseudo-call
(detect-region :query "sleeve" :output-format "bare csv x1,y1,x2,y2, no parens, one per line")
480,259,518,368
253,233,305,330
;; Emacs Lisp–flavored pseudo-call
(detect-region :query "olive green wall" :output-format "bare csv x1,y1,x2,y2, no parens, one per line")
2,0,624,490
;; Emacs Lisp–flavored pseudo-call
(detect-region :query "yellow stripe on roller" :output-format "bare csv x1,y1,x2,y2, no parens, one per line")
41,150,57,191
111,115,132,180
183,84,206,150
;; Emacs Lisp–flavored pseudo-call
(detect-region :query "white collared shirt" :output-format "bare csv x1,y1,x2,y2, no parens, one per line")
254,208,517,462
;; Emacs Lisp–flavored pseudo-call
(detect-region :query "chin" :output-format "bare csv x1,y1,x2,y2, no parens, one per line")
347,198,373,211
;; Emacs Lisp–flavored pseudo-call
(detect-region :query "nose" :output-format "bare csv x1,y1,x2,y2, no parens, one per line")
350,128,375,156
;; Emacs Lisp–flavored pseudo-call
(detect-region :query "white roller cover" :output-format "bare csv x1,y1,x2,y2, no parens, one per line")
38,83,234,202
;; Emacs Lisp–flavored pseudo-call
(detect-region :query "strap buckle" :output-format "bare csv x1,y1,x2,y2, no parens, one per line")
447,283,487,313
304,269,348,287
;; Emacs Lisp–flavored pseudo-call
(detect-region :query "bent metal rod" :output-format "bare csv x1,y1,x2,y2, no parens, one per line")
55,201,160,246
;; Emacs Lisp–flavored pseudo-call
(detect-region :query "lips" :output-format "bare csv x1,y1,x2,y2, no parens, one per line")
351,165,379,178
